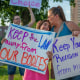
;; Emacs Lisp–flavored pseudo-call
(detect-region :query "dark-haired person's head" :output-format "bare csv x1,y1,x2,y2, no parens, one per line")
36,20,51,31
13,15,21,25
48,6,66,27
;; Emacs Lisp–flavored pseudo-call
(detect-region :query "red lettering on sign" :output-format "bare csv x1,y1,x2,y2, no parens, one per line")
21,52,48,71
0,48,18,62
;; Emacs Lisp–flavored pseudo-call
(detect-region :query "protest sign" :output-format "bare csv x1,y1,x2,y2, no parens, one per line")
9,0,42,9
0,24,55,74
52,35,80,80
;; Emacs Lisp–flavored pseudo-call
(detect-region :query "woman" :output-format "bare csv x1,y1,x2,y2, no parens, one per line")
36,20,51,31
23,20,51,80
48,6,80,80
48,6,80,36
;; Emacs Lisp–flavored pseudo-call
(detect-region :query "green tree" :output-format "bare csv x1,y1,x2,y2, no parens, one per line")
0,0,75,26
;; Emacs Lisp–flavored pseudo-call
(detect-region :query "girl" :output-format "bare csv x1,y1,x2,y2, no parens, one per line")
48,6,80,80
23,20,51,80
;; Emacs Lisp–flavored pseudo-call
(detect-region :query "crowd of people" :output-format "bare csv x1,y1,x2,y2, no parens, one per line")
1,5,80,80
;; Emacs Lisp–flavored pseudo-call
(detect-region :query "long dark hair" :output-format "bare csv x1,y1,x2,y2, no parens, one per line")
36,20,51,31
49,6,66,21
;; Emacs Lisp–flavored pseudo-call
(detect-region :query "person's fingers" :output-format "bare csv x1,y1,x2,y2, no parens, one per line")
1,38,7,44
46,51,53,60
72,31,79,36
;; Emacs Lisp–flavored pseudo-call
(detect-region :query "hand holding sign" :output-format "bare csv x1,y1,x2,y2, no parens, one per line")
72,31,80,37
1,38,7,44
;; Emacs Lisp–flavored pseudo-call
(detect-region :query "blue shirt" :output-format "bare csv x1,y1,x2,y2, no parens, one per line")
51,22,72,37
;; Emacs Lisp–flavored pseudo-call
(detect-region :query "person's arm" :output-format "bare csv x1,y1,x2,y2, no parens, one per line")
46,51,55,79
66,21,80,36
66,21,80,31
27,7,35,27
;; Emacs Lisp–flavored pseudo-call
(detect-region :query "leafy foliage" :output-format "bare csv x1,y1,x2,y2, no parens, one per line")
0,0,50,25
0,0,75,26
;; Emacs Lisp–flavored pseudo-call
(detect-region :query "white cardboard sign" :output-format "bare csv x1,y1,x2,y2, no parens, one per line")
0,24,55,74
52,35,80,80
10,0,42,9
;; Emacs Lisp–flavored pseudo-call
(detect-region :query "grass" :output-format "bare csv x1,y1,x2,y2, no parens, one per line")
0,64,22,80
0,62,55,80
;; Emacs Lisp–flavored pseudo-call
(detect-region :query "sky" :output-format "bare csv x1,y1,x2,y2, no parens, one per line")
49,0,71,21
0,0,71,26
